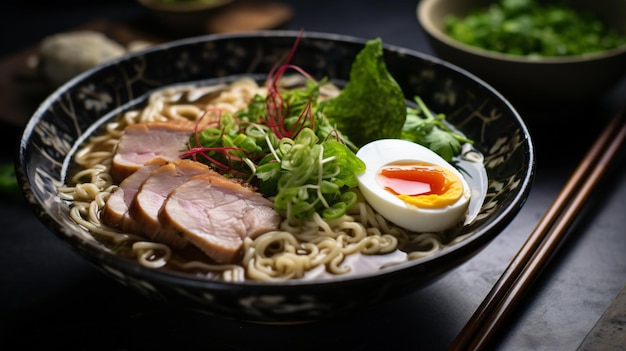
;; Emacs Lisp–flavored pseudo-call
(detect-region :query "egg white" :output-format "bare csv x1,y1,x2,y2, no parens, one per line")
356,139,471,233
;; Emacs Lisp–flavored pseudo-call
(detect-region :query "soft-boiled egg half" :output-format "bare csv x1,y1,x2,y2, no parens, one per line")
356,139,471,233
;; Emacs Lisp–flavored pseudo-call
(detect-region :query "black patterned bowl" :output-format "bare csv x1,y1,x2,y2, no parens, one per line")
16,31,534,324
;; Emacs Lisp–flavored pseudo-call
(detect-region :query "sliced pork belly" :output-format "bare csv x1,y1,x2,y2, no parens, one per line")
111,120,196,182
159,173,281,263
101,157,169,232
128,159,216,248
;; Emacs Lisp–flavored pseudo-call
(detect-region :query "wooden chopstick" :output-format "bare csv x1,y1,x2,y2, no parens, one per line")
449,108,626,351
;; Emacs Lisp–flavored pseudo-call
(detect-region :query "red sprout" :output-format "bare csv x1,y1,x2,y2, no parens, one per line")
181,146,253,176
182,106,257,175
182,30,343,179
263,29,318,140
323,128,343,142
289,95,315,139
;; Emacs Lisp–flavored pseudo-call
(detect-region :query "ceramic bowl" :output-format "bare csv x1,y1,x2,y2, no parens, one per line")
417,0,626,107
16,31,534,324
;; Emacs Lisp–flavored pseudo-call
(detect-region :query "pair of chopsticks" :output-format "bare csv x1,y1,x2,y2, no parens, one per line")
449,107,626,351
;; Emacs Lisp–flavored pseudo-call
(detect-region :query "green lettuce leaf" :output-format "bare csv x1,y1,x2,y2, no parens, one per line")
320,38,406,146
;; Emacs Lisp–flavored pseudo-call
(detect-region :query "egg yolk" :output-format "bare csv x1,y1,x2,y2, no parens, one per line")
376,163,464,208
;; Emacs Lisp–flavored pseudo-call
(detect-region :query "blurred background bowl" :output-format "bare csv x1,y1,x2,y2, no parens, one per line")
16,31,534,324
417,0,626,108
137,0,235,34
137,0,294,35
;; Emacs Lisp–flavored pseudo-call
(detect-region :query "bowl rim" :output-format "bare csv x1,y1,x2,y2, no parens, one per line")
417,0,626,64
17,30,535,290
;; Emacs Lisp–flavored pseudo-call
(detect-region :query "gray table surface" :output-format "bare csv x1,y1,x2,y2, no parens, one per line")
1,1,625,350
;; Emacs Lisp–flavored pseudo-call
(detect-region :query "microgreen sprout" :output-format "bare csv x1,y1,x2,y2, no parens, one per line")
183,34,471,223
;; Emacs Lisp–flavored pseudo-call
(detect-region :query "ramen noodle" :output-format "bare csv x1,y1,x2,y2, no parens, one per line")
58,77,476,282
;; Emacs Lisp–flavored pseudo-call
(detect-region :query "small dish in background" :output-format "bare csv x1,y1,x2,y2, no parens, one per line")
417,0,626,108
137,0,293,35
137,0,234,33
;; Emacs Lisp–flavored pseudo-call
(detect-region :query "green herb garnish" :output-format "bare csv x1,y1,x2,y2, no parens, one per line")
0,163,20,197
401,96,473,162
184,37,471,222
445,0,626,57
319,38,406,146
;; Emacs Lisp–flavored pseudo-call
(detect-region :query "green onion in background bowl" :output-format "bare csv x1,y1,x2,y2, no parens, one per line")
418,0,626,108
